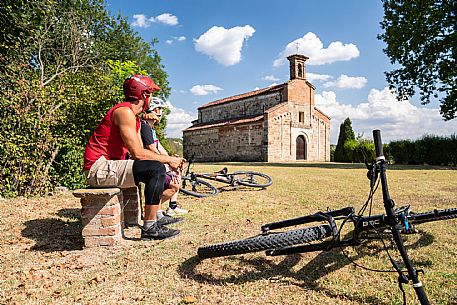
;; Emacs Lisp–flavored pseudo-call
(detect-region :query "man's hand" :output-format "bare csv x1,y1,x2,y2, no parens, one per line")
168,156,185,172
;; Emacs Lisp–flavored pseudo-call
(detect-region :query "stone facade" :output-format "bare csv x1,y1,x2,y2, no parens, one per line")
183,54,330,162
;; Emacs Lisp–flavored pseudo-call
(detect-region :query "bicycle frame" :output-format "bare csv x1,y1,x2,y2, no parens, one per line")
184,158,238,186
192,171,235,185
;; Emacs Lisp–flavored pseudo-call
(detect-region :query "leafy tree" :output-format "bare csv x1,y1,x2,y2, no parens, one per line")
334,118,356,162
0,0,171,197
358,138,376,163
378,0,456,120
343,139,359,163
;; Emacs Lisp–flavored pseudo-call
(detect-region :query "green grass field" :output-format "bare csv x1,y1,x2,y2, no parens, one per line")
1,163,456,304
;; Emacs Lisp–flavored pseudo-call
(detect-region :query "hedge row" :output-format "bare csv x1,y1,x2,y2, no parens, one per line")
389,134,457,166
331,134,457,166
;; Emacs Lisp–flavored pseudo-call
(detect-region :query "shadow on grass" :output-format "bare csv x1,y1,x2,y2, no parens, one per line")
179,231,435,304
199,162,456,171
21,208,83,252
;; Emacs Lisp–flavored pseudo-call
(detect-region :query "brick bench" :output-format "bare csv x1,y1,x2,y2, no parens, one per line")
73,187,141,247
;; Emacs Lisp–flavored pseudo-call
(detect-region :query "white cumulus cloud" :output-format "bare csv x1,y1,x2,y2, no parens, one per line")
194,25,255,66
132,14,150,27
166,36,186,45
273,32,360,67
307,73,332,82
323,74,367,89
190,84,223,96
315,87,457,144
164,102,197,138
132,13,179,28
262,75,280,82
155,13,178,26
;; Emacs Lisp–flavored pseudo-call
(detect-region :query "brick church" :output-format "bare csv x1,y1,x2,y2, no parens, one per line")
183,54,330,162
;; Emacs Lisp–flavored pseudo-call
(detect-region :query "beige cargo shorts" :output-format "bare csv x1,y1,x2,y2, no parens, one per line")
85,156,136,188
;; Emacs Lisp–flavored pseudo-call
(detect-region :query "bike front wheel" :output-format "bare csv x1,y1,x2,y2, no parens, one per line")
231,171,273,188
198,224,333,259
180,176,219,198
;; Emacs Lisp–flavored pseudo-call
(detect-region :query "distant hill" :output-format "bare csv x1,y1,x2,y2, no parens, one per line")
166,138,183,156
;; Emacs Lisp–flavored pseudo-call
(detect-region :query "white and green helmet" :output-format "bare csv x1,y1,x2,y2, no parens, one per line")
145,97,168,113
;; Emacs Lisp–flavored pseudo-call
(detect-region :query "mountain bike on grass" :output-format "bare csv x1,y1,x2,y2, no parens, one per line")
179,156,273,198
197,130,457,305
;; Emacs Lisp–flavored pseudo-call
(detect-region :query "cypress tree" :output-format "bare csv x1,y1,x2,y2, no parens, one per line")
334,118,356,162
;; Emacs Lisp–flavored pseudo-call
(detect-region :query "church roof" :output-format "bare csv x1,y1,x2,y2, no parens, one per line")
183,114,264,132
198,84,285,110
314,106,331,120
265,101,288,113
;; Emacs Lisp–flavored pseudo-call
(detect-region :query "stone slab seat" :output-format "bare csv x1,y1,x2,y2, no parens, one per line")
73,188,122,198
73,187,140,248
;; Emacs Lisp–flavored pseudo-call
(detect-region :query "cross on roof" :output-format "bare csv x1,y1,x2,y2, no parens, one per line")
295,41,300,53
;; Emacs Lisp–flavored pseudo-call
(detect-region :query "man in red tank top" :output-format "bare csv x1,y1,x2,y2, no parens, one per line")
84,75,185,240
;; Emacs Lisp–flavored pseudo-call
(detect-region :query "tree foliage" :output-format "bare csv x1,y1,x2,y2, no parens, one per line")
0,0,170,197
334,118,356,162
378,0,457,120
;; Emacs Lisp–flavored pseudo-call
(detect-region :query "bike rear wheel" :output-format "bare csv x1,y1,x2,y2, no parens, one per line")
198,224,333,259
232,171,273,188
180,176,218,198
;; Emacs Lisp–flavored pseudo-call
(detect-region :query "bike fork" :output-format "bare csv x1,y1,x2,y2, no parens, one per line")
374,130,430,305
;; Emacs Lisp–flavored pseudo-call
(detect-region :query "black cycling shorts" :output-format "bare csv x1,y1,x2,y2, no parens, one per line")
132,160,166,205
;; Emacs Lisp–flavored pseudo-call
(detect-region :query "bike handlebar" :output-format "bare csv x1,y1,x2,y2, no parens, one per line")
373,129,385,160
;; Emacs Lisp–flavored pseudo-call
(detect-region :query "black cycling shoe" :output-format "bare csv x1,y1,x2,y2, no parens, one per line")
141,222,180,240
157,214,184,226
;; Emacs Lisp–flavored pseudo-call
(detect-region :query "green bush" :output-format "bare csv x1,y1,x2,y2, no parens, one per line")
330,144,336,162
389,135,457,166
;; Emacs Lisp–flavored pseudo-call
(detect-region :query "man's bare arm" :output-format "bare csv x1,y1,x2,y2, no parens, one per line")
114,107,184,170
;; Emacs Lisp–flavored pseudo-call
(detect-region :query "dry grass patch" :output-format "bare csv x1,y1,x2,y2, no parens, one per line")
0,163,456,304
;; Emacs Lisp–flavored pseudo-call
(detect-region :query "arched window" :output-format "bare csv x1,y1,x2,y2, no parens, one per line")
296,135,307,160
298,63,303,78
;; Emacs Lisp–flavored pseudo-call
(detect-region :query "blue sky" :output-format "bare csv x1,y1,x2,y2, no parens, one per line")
105,0,456,143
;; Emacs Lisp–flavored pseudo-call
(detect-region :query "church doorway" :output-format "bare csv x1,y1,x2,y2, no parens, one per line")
296,135,307,160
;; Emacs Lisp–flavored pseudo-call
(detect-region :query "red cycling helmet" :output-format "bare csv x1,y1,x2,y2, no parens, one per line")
123,74,161,110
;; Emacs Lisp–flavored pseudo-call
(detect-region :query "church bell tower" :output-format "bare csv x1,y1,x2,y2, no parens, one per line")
287,54,309,80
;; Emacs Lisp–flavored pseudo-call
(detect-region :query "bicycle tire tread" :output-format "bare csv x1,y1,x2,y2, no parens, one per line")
198,224,333,258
